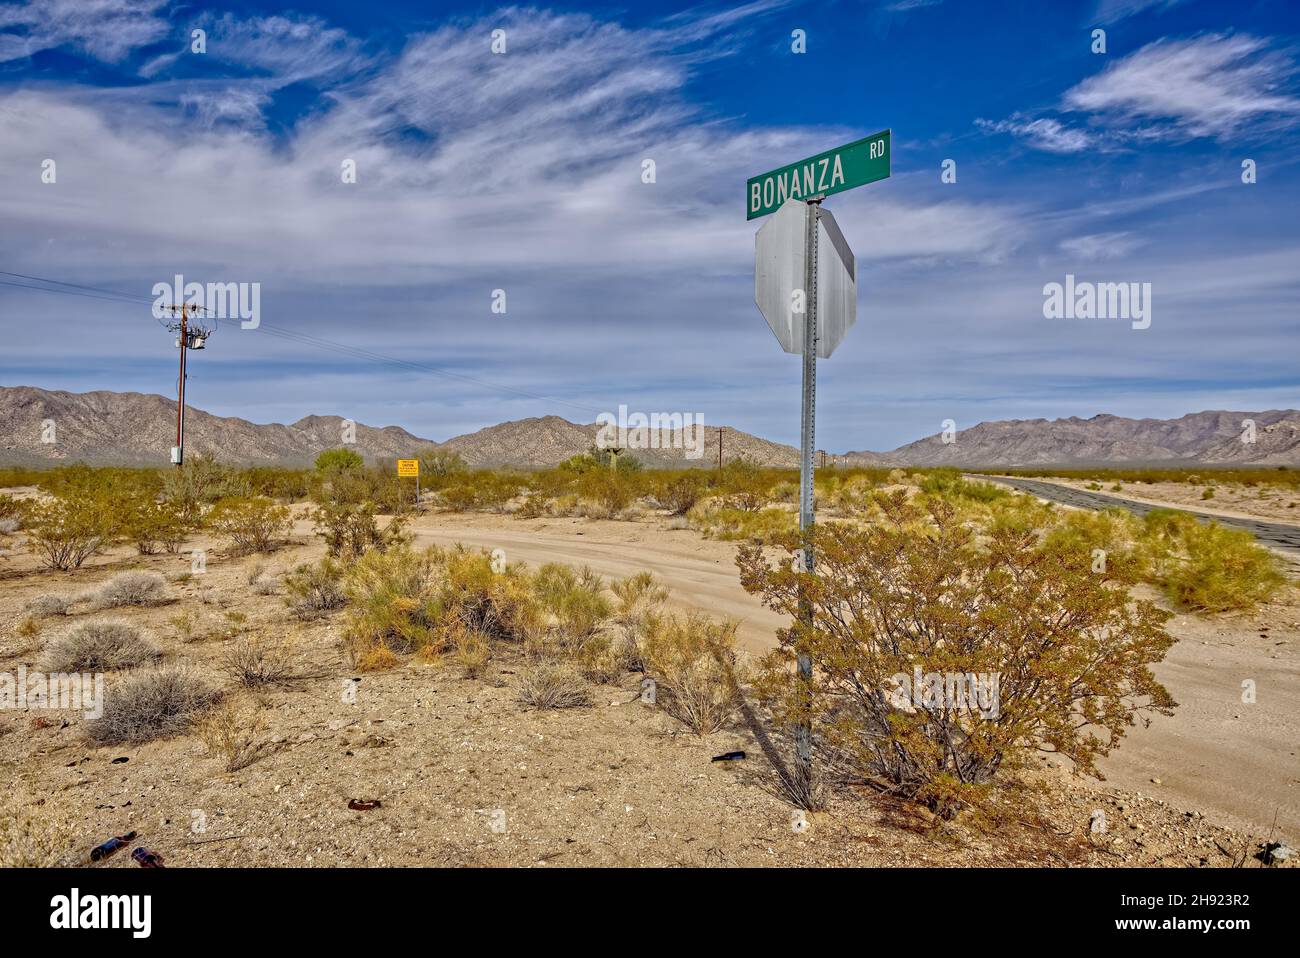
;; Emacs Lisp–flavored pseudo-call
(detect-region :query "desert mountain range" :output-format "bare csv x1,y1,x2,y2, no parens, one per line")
2,386,1297,469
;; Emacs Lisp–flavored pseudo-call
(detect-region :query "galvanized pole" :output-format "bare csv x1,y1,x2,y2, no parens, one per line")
794,197,820,803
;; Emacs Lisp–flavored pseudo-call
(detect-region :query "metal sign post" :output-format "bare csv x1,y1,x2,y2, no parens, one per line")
794,199,821,800
750,132,889,805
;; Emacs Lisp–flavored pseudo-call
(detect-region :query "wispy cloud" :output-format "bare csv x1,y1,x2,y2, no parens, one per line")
975,115,1094,153
1064,33,1300,140
0,0,169,64
1059,231,1146,261
1091,0,1184,25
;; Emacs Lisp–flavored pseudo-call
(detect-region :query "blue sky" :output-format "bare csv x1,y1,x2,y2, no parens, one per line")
1,0,1297,451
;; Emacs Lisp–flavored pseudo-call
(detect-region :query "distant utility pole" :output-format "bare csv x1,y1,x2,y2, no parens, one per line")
718,427,724,470
161,303,212,468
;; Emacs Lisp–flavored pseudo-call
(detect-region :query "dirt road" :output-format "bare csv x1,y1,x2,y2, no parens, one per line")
407,510,1298,842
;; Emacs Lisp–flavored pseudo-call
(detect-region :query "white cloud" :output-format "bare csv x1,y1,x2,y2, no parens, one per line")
1059,231,1146,261
1064,33,1300,139
0,0,168,64
1091,0,1183,25
975,115,1094,153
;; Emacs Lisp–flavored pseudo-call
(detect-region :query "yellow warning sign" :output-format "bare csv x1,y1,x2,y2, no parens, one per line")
397,458,419,478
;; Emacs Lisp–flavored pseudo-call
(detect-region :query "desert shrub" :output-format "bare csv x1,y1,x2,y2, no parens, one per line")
25,490,120,570
533,563,611,648
221,635,294,687
0,493,28,529
196,698,270,772
418,449,466,487
24,594,71,618
918,469,1010,504
85,667,216,745
1149,516,1286,612
652,472,706,516
515,494,550,518
450,626,492,679
342,545,542,670
91,570,167,609
690,504,797,543
161,454,249,523
438,483,480,512
609,572,668,671
120,492,193,555
477,473,525,512
576,470,635,518
283,558,347,619
42,620,161,672
207,496,292,554
642,612,744,734
1042,508,1150,582
311,501,408,559
738,492,1177,818
516,663,591,710
315,447,365,473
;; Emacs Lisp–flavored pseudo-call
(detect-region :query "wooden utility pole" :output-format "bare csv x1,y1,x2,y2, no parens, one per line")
161,303,211,468
717,427,724,469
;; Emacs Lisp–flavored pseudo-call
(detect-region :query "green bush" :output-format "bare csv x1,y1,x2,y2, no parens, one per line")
206,496,292,554
25,491,120,570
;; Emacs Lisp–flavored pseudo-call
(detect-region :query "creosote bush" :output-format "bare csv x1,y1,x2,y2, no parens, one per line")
25,491,119,570
42,620,161,673
206,496,292,554
738,492,1178,819
85,667,216,745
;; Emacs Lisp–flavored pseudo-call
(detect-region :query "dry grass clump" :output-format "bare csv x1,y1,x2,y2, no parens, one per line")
516,663,591,710
91,570,167,609
221,635,295,687
0,793,79,867
85,667,216,745
450,625,492,679
196,698,271,772
24,594,71,618
342,545,540,671
642,612,744,734
283,558,346,619
41,620,161,672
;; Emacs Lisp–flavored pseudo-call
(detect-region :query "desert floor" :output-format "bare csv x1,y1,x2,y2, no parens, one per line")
1,497,1296,867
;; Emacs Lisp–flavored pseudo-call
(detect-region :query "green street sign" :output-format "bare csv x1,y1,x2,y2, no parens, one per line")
746,129,891,220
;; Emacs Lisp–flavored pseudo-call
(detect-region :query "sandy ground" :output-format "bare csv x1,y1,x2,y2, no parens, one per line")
0,500,1295,867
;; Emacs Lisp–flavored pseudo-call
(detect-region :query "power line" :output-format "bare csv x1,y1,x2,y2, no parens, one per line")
0,269,604,417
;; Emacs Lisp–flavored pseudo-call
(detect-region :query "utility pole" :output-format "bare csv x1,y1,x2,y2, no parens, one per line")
718,427,724,470
162,303,211,468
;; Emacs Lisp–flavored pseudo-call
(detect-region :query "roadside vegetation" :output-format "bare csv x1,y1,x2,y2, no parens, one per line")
1,452,1293,830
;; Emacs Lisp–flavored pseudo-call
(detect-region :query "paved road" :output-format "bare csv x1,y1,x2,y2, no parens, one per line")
976,475,1300,556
